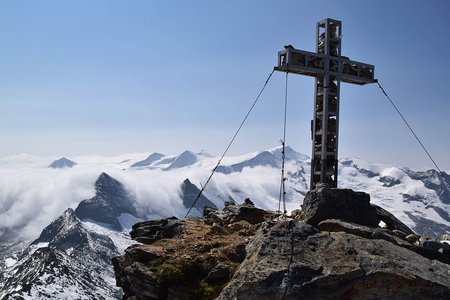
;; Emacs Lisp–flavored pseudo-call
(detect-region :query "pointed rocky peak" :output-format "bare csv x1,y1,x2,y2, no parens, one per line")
165,150,198,170
36,208,79,239
48,157,76,169
2,208,120,299
75,173,138,231
180,178,217,213
31,208,84,251
130,153,165,168
95,172,126,196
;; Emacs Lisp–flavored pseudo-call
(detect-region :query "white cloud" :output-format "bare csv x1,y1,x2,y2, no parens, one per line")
0,153,306,242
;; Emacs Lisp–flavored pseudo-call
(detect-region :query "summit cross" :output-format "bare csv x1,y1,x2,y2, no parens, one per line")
275,18,376,190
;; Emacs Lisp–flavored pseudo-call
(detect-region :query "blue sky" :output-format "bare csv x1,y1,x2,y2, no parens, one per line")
0,0,449,169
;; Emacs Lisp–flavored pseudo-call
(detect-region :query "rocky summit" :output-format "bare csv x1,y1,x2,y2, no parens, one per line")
113,187,450,300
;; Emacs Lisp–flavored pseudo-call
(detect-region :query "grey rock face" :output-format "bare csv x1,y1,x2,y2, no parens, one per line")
180,178,217,213
300,187,379,228
218,220,450,300
74,172,138,231
372,204,415,234
0,209,121,299
129,217,183,245
113,188,450,300
222,199,270,225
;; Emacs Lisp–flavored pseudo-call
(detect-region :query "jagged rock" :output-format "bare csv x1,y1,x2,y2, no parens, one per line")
222,200,270,225
317,219,404,246
203,205,218,217
130,217,183,245
300,187,379,227
113,201,261,300
218,220,450,300
244,198,254,205
75,172,138,231
1,208,121,299
113,189,450,300
373,204,415,234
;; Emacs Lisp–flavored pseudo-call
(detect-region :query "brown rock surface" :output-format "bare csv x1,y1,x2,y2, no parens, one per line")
113,203,268,300
113,189,450,299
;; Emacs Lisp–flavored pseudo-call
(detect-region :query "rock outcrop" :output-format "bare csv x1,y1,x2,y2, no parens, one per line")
75,172,139,231
113,187,450,299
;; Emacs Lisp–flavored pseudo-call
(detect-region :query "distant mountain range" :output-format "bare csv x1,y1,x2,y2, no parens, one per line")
1,146,449,299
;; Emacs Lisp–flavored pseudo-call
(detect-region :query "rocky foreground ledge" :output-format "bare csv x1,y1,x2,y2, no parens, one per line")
112,188,450,299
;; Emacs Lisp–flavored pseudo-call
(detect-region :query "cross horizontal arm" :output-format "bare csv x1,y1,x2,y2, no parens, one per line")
275,48,375,85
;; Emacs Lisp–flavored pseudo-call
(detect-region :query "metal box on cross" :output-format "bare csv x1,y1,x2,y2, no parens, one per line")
275,18,376,190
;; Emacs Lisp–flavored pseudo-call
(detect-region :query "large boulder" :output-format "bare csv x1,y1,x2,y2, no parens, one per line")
129,217,183,245
218,220,450,300
300,187,379,228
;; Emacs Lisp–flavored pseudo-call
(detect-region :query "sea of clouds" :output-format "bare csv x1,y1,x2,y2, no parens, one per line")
0,152,302,242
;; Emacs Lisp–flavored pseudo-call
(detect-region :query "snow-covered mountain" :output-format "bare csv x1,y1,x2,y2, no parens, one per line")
129,150,214,170
75,173,140,231
0,173,140,299
130,153,165,168
0,146,449,299
164,150,198,170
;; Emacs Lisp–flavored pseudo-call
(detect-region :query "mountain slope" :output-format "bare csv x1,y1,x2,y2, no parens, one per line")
130,153,165,168
0,173,141,300
74,172,139,231
180,178,217,214
0,209,122,299
164,150,198,170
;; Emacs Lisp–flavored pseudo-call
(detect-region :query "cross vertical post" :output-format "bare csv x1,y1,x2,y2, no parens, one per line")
275,18,376,190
